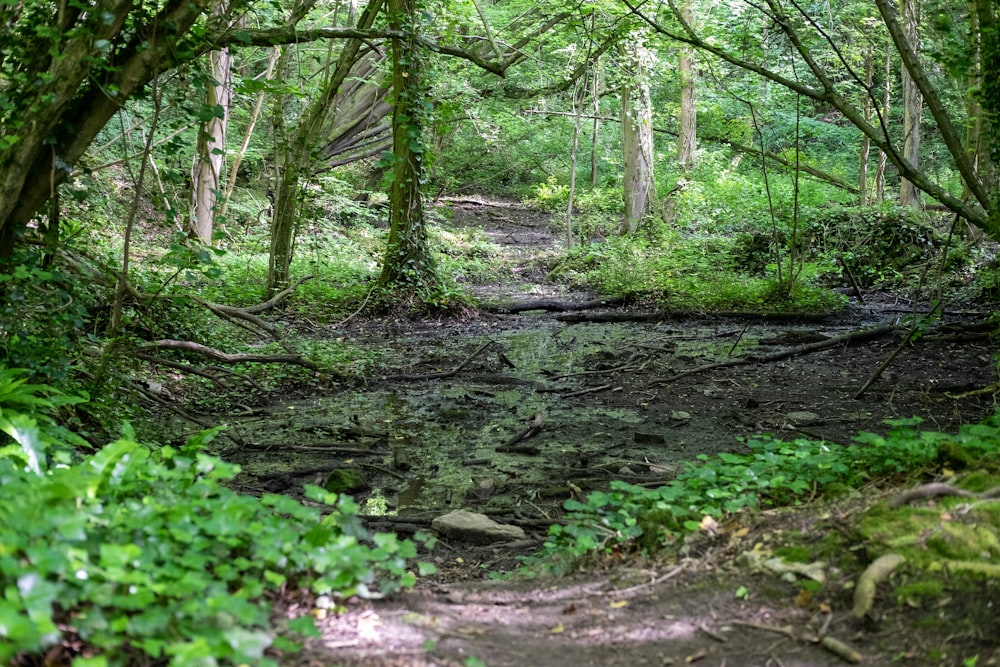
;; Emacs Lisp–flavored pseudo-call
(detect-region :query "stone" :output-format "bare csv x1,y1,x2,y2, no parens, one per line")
786,411,820,426
324,468,367,494
431,510,526,545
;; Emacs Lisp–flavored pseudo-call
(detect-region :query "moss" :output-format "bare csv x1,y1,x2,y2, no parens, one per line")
958,470,1000,493
325,468,367,494
773,545,812,563
936,441,976,470
896,579,944,603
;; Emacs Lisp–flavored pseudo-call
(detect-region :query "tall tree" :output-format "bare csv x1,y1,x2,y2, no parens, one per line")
898,0,922,207
378,0,438,290
619,29,658,234
676,0,697,171
0,0,217,260
627,0,995,236
191,6,235,244
267,0,384,292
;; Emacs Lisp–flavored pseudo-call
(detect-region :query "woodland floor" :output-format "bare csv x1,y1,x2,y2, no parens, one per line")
178,199,1000,667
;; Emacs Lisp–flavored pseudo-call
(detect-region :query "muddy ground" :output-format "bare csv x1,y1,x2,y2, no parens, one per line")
185,199,999,666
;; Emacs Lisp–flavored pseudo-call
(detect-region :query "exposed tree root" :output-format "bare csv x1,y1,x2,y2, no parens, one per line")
886,482,976,508
139,339,319,370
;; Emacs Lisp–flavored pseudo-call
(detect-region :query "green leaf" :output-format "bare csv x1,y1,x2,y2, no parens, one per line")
287,615,321,638
0,413,47,474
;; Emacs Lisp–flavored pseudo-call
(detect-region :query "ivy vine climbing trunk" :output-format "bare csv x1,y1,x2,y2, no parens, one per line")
377,0,440,292
618,30,657,235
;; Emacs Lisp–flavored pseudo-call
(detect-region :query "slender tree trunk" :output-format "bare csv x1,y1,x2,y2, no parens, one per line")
677,0,697,171
618,33,657,235
898,0,922,207
190,29,233,244
965,0,996,206
859,44,873,206
267,0,384,293
874,44,892,203
268,45,297,292
378,0,439,290
220,47,279,221
590,65,601,187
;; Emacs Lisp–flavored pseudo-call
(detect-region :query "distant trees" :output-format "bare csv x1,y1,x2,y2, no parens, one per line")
627,0,997,237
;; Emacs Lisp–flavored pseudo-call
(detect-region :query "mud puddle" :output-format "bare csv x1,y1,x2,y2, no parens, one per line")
204,311,996,523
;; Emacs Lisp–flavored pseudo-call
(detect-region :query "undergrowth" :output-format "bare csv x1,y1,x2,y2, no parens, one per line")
531,416,1000,569
0,369,435,666
551,230,846,314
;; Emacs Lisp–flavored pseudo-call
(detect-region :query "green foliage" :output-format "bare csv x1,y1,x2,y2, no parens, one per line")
0,367,89,472
553,229,846,314
0,254,94,381
535,415,1000,563
528,176,571,212
0,380,431,665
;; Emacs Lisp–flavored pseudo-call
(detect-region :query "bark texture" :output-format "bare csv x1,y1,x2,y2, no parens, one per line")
377,0,439,289
677,0,697,171
898,0,922,207
619,33,657,235
191,32,234,244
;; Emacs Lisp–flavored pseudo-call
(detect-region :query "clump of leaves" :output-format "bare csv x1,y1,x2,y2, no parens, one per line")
535,416,1000,564
0,371,433,665
0,254,94,382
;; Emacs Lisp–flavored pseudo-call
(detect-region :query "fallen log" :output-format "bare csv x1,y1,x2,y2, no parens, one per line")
483,296,626,314
651,323,899,386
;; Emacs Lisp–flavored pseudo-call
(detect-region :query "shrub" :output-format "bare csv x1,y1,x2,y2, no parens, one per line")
0,371,432,666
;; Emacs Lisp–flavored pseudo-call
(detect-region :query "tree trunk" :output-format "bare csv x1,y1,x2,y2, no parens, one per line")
619,33,657,235
898,0,922,207
965,0,996,208
0,0,215,260
859,44,873,206
874,43,892,202
590,64,601,188
377,0,439,290
191,26,233,244
266,0,384,293
268,45,297,292
677,0,697,171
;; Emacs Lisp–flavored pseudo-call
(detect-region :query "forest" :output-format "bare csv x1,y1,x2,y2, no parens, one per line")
1,0,1000,663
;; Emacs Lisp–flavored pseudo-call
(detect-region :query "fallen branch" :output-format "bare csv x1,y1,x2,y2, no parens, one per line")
386,340,495,381
497,413,544,451
886,482,975,508
556,309,835,324
240,443,383,455
135,352,266,392
133,382,245,446
652,323,899,386
140,339,319,370
483,296,627,314
562,383,618,398
854,305,938,399
852,553,906,618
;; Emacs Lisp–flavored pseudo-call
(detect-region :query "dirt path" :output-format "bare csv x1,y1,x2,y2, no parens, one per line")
209,199,999,667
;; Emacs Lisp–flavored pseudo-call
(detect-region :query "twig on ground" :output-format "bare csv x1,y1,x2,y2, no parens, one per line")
497,413,544,450
386,340,496,381
562,383,618,398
